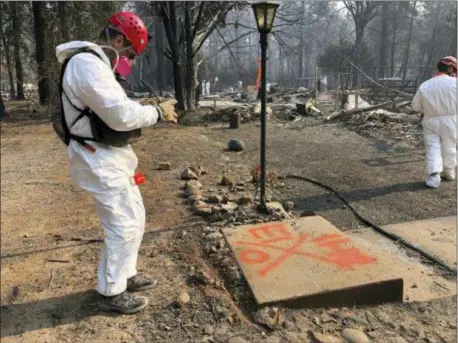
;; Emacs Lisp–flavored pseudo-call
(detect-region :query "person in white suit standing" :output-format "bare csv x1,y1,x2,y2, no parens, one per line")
412,56,457,188
55,12,177,314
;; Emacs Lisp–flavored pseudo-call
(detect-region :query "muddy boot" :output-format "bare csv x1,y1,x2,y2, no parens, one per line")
127,274,158,292
97,291,148,314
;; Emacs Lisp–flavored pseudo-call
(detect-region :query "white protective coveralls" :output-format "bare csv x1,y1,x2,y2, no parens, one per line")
201,80,206,96
412,74,457,176
56,41,161,296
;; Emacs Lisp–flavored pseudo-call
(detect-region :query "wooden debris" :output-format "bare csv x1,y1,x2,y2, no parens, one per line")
326,99,412,121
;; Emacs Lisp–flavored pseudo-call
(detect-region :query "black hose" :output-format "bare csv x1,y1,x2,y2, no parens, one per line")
285,174,457,275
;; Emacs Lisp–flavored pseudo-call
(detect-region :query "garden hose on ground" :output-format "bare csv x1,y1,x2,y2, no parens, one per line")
285,174,457,275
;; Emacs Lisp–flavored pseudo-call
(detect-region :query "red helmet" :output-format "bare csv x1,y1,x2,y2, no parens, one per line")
108,12,149,55
438,56,457,70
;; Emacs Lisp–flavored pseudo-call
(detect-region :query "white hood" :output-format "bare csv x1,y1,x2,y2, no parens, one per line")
56,41,111,66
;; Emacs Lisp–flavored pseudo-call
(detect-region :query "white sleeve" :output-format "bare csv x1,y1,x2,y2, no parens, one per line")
411,88,422,114
64,53,160,131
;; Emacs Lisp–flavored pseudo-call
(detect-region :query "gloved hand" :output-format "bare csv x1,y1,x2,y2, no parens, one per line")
157,102,178,123
140,98,178,123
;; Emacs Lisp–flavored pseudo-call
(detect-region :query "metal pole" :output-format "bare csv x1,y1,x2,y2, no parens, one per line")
259,31,268,212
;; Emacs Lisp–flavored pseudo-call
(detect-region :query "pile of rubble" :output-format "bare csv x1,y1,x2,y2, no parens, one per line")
179,165,294,229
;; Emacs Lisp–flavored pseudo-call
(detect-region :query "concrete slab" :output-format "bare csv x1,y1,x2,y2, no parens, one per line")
222,216,404,307
381,216,457,270
348,229,456,303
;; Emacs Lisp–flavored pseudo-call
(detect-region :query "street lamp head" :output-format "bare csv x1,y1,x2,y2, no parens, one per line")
252,2,279,33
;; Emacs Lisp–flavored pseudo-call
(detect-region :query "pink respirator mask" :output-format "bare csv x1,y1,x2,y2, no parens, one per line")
113,56,132,77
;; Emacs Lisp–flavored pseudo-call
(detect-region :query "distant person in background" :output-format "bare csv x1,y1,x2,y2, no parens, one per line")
214,76,219,93
195,78,202,108
412,56,457,189
206,80,211,96
201,79,206,96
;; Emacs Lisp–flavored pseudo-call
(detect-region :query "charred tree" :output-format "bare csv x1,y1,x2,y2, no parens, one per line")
11,2,24,100
33,1,50,104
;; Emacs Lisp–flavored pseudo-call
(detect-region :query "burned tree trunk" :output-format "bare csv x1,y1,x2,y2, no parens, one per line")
390,3,400,77
378,2,389,78
0,2,15,99
33,1,50,104
184,3,195,109
401,2,416,80
11,2,24,100
57,2,70,42
155,16,165,96
160,2,185,110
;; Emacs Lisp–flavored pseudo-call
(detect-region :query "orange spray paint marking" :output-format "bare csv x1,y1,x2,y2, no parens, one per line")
233,224,376,277
240,249,270,264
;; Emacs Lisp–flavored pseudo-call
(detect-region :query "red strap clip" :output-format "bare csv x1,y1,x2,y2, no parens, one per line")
132,172,145,186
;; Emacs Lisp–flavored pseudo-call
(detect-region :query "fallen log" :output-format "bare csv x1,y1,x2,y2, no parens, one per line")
326,99,411,121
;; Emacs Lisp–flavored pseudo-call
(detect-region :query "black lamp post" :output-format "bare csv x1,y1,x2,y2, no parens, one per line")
252,2,279,212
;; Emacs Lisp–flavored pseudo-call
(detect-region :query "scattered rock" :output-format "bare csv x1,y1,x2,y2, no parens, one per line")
193,201,212,216
341,328,370,343
158,162,171,170
187,269,214,285
221,202,238,213
203,324,214,335
187,195,203,205
311,331,345,343
203,226,217,233
207,195,223,204
283,201,295,211
190,165,206,177
227,139,245,152
266,202,290,219
238,195,253,205
181,168,199,180
266,335,282,343
185,184,202,197
283,319,295,330
193,201,207,209
253,307,285,329
221,175,235,186
195,207,213,217
177,291,190,305
187,180,203,189
321,312,335,324
206,232,223,241
226,337,249,343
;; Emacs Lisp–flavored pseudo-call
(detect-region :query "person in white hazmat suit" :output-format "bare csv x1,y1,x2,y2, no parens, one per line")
201,79,207,96
56,12,178,314
412,56,457,189
206,80,211,96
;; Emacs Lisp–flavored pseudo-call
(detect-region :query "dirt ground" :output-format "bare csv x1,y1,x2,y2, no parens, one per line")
1,104,456,343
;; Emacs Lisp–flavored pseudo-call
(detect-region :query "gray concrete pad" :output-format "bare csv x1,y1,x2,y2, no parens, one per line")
222,216,404,307
348,228,456,303
382,216,456,270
